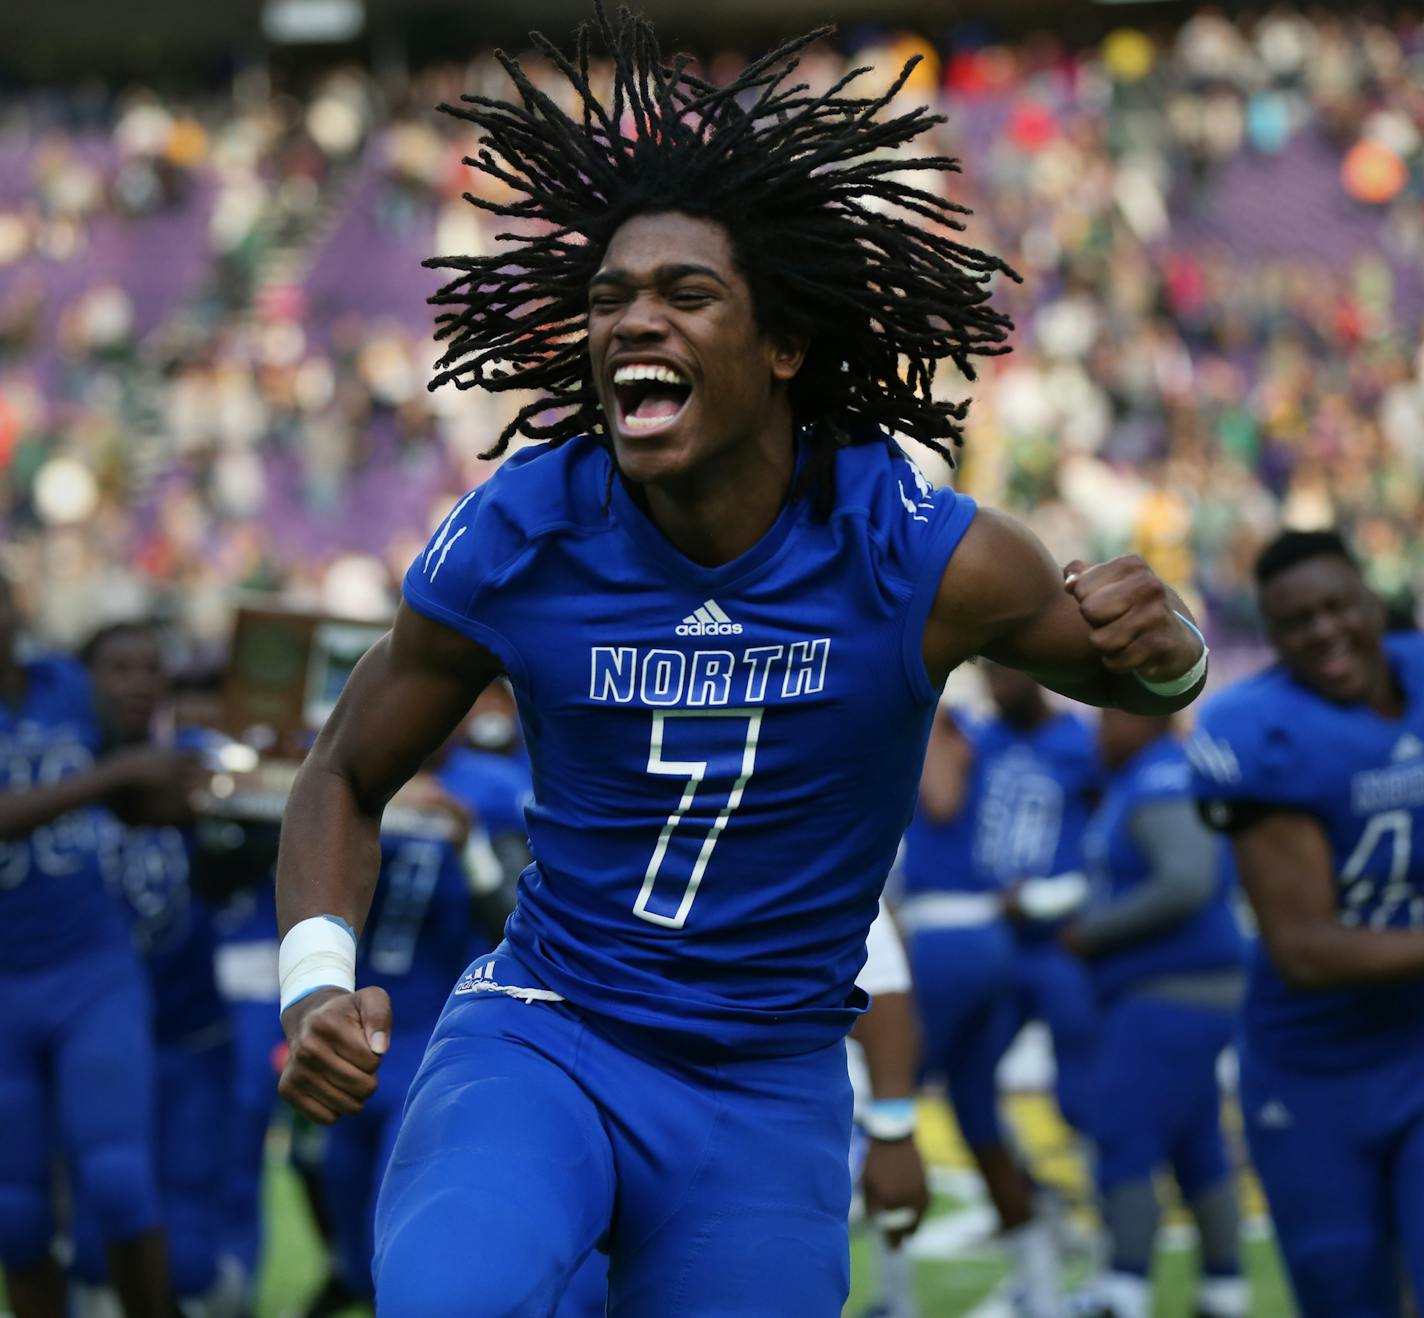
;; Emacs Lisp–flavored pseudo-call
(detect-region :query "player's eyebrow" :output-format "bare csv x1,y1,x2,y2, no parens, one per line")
588,263,731,290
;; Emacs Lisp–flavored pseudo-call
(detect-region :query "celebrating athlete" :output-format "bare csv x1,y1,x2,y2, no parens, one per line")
274,7,1207,1312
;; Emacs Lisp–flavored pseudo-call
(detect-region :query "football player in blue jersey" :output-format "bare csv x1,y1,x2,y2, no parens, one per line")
1190,529,1424,1318
70,622,235,1314
0,583,196,1318
435,681,534,937
210,856,284,1301
1065,709,1246,1318
272,10,1209,1313
899,679,1098,1315
975,664,1100,1140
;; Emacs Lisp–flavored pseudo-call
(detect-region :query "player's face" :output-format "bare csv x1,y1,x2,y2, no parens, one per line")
587,212,805,486
91,631,167,743
1260,555,1387,704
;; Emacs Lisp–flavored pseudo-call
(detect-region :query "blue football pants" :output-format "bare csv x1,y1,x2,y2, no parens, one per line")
72,1030,232,1296
373,946,854,1317
0,943,161,1267
1014,941,1098,1136
1091,994,1233,1198
1241,1040,1424,1317
908,923,1020,1149
219,995,285,1277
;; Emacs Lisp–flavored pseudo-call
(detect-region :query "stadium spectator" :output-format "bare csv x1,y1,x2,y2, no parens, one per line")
0,8,1420,658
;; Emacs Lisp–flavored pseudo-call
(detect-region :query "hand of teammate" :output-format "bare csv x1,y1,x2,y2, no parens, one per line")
1063,557,1202,684
278,986,390,1125
101,745,205,827
861,1137,930,1247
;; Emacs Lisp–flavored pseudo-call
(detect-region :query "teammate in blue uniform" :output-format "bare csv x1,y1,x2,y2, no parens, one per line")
973,665,1100,1137
1066,709,1246,1318
210,861,285,1296
1190,530,1424,1318
68,622,235,1312
272,11,1209,1313
436,681,535,940
899,707,1061,1305
0,585,194,1318
899,675,1098,1314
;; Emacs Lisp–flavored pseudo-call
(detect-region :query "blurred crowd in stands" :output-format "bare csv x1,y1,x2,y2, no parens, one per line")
1,5,1421,659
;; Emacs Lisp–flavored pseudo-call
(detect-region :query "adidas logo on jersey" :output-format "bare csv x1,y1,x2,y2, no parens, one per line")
1391,733,1424,763
676,599,743,637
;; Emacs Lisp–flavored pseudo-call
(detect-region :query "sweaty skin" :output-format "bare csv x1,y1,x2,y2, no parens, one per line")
277,210,1205,1125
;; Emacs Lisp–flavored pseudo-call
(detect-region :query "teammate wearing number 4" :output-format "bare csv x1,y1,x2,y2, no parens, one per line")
1189,530,1424,1318
275,7,1208,1313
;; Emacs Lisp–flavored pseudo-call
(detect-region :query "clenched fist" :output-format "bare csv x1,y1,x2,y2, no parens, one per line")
1063,556,1202,685
279,986,391,1124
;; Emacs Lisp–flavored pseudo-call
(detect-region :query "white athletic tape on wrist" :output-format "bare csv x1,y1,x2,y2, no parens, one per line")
1134,610,1209,697
278,915,357,1014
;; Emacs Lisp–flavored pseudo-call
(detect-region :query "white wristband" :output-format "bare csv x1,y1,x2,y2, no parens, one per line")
1134,611,1209,697
860,1098,917,1142
279,915,357,1014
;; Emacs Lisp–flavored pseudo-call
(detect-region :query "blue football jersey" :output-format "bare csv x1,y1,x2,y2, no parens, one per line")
1190,631,1424,1066
97,815,227,1044
360,833,485,1037
403,432,977,1055
969,711,1100,887
899,710,986,897
0,656,127,970
1081,735,1244,999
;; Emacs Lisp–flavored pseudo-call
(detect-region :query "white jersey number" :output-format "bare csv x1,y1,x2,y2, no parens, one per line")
633,709,762,930
1340,809,1421,928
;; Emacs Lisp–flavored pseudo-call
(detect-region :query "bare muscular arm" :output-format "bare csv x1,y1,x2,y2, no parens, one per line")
276,601,502,939
276,601,502,1124
1234,810,1424,990
923,507,1205,712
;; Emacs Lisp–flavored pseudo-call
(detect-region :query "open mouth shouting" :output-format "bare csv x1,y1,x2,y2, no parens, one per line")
611,361,694,437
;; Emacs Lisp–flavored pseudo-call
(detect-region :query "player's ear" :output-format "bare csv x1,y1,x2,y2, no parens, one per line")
769,332,809,383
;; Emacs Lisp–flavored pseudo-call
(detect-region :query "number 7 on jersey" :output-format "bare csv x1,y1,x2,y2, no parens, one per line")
633,708,763,929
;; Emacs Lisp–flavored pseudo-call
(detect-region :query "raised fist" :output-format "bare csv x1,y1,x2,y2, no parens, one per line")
1063,556,1202,685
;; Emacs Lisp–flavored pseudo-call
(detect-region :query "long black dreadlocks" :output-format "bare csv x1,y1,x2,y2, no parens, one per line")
425,2,1019,474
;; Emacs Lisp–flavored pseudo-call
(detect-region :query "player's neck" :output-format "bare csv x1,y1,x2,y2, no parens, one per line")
1363,654,1405,719
635,425,797,568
